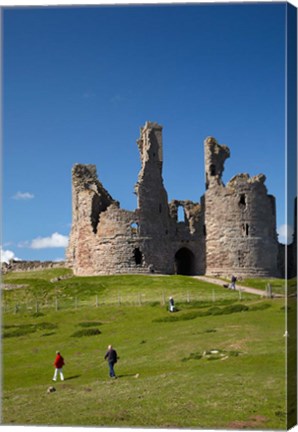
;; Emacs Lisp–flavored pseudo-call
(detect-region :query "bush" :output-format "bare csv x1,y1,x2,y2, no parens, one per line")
250,303,271,311
181,352,202,362
3,327,37,338
2,322,57,338
71,328,101,337
153,303,249,323
221,304,249,314
37,322,58,330
78,322,102,327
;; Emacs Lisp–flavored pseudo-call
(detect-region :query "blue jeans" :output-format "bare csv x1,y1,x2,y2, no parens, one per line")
108,361,116,377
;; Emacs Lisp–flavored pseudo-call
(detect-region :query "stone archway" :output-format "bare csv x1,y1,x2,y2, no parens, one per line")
174,248,195,275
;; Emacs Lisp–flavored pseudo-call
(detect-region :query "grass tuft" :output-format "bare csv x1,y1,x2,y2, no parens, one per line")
78,322,102,327
71,328,102,337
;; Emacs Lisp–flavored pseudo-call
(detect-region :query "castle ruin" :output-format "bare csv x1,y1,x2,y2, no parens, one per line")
66,121,280,278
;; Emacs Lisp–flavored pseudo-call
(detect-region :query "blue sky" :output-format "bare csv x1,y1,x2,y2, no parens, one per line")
1,2,293,263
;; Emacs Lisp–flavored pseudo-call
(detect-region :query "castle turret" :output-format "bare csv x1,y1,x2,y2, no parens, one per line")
204,138,280,277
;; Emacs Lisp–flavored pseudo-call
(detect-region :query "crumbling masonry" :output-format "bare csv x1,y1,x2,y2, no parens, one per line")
66,121,281,277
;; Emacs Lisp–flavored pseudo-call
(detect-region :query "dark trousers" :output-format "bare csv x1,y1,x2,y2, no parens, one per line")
108,361,116,377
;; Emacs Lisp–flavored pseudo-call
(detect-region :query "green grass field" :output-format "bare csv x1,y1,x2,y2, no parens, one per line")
1,269,291,429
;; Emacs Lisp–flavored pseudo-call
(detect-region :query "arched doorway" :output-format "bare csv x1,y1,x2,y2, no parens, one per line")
133,248,143,265
174,248,195,275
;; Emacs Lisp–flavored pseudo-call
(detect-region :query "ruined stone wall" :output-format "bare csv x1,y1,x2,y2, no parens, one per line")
1,260,65,274
66,123,280,278
168,199,205,274
66,164,117,275
204,137,280,277
66,122,205,276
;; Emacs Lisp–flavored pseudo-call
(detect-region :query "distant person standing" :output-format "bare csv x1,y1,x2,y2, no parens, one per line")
53,351,65,381
104,345,118,378
230,275,237,290
169,296,175,312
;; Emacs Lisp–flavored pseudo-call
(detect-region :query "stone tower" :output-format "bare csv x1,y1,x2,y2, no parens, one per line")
204,137,280,277
134,122,171,238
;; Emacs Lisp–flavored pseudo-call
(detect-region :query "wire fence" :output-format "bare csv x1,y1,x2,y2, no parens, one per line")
1,287,260,315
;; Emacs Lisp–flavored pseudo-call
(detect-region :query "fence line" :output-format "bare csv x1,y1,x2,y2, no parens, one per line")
1,289,255,315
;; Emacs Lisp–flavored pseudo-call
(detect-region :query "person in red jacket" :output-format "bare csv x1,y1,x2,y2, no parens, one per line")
53,351,65,381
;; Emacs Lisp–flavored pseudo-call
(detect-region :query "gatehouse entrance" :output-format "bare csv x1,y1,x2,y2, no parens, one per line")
174,248,195,275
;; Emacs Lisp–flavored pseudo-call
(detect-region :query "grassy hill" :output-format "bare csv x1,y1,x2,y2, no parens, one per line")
1,269,290,429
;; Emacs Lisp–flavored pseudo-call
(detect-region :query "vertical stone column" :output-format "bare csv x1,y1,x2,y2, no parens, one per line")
204,137,230,189
134,122,170,237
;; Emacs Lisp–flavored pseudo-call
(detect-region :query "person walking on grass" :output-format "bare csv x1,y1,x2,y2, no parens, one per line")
53,351,65,381
169,296,175,312
230,275,237,290
104,345,118,378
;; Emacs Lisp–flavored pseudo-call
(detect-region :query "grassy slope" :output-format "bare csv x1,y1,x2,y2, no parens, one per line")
2,270,287,429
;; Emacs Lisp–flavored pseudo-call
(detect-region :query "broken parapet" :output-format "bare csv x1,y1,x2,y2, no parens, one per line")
204,137,230,189
71,164,116,232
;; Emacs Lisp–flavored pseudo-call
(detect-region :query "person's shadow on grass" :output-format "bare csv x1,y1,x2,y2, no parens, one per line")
64,375,81,381
117,373,139,378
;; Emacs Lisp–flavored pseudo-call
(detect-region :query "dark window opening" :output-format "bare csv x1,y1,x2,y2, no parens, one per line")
239,194,246,209
91,195,101,234
159,204,162,213
238,250,244,266
242,223,249,236
210,164,216,176
134,248,143,265
203,224,206,236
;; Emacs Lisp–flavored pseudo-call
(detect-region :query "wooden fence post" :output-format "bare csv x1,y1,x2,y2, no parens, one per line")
266,283,272,298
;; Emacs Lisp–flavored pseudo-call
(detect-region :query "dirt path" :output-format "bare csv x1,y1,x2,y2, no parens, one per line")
192,276,283,298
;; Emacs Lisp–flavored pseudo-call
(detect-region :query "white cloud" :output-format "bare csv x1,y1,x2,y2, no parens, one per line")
30,232,69,249
1,248,21,264
277,224,294,245
12,191,34,200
